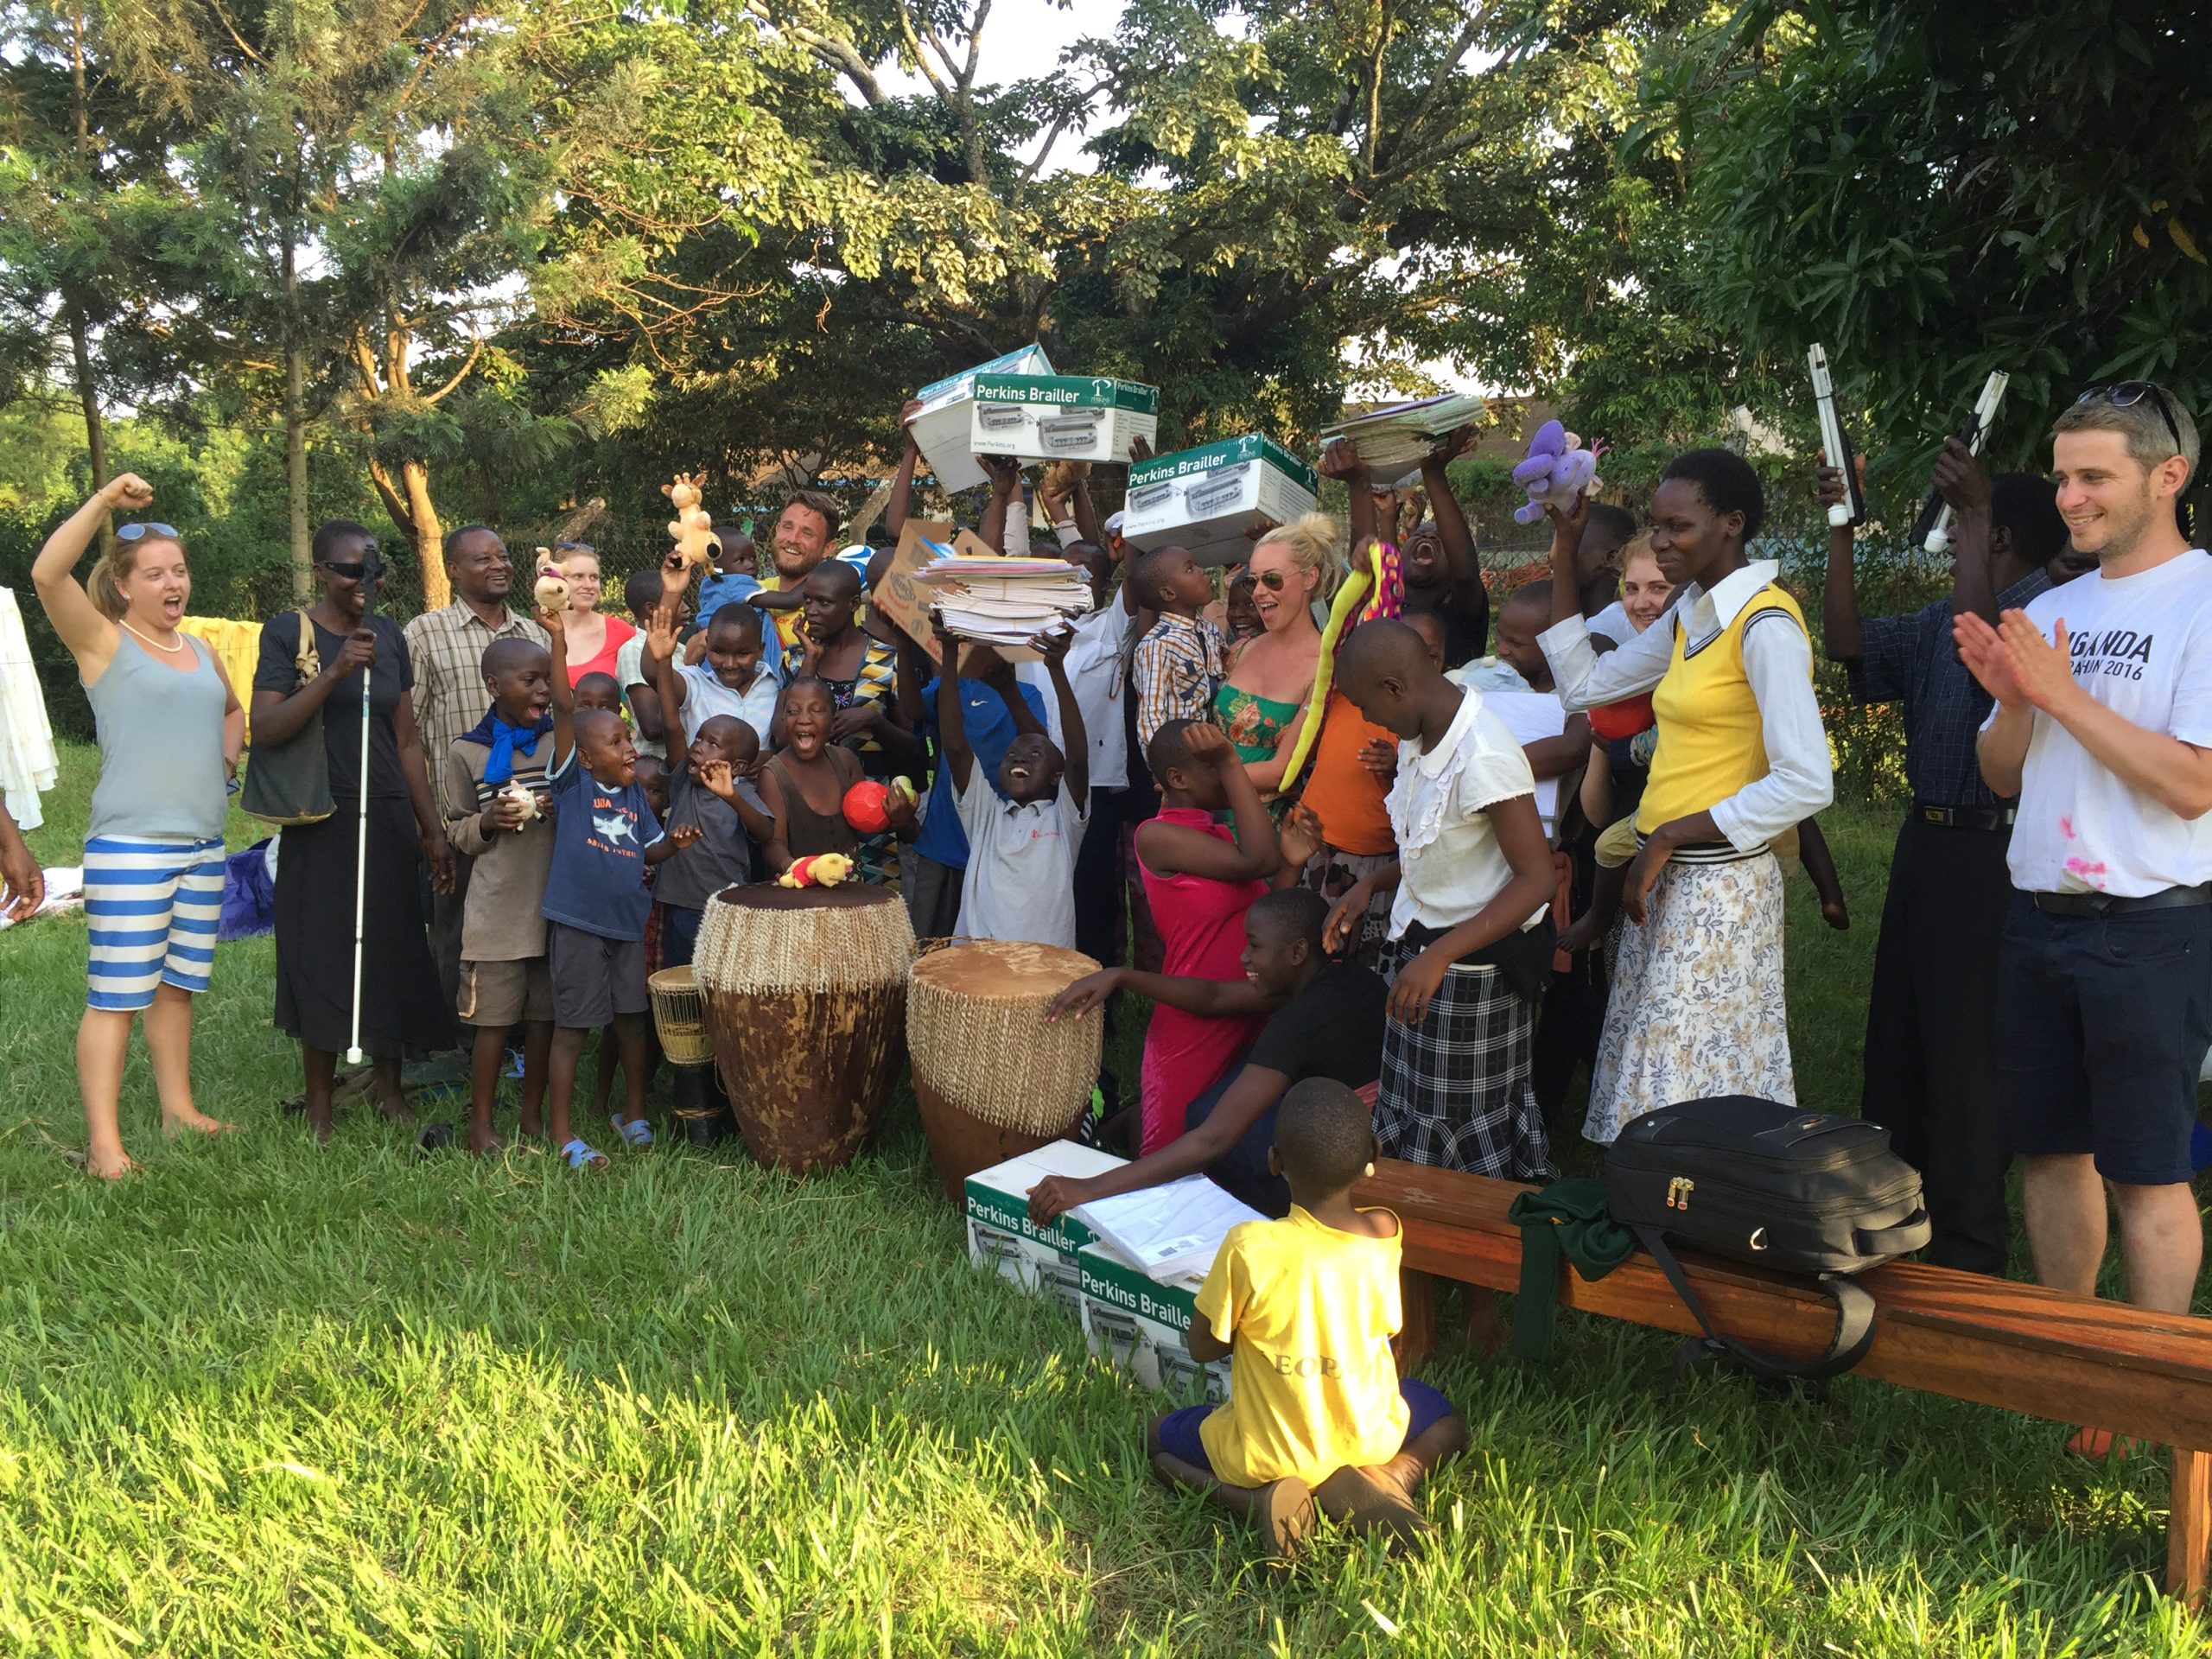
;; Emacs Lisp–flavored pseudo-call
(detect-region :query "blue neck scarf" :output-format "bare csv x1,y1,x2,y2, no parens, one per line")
457,708,554,785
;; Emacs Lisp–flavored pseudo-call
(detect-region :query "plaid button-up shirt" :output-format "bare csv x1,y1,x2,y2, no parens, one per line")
403,601,550,818
1847,569,2050,809
1134,612,1230,754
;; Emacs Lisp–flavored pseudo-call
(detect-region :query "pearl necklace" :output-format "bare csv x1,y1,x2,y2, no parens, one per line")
120,619,188,654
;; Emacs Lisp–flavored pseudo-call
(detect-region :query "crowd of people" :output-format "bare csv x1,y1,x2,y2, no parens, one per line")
13,378,2208,1546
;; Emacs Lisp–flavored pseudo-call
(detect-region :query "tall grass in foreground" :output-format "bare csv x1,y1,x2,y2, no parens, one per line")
0,747,2202,1654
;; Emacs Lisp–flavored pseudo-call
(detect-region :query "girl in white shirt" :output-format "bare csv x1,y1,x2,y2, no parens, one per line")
1325,621,1558,1179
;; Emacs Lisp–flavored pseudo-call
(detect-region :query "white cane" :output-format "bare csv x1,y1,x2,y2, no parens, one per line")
345,575,378,1066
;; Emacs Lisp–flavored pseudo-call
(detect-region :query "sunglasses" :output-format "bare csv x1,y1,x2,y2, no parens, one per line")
116,522,180,543
321,558,385,582
2078,383,2186,454
1251,569,1289,591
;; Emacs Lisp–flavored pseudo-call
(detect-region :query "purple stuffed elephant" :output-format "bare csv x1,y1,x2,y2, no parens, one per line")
1512,419,1603,525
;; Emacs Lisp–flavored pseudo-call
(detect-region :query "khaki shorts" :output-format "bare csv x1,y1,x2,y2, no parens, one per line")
457,957,554,1028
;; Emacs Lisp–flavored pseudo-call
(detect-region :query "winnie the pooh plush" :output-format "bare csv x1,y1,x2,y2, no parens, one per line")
664,473,719,577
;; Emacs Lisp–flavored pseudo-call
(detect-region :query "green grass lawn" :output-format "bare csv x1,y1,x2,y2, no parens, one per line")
3,742,2206,1655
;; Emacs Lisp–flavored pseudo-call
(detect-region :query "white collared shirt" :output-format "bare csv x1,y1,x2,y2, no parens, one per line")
1383,687,1541,938
1538,560,1832,850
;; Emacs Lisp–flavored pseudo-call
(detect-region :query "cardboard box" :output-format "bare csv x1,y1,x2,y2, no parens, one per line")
910,345,1056,494
1122,435,1322,567
1077,1241,1232,1402
963,1141,1127,1317
873,518,1030,671
969,375,1160,467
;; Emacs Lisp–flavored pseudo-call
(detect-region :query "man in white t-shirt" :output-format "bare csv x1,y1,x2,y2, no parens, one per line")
1960,385,2209,1414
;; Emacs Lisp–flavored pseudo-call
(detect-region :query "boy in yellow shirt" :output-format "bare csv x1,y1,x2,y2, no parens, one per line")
1149,1078,1471,1554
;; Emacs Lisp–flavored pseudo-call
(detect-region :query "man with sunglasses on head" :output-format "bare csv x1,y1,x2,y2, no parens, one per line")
404,524,550,1014
1957,382,2210,1452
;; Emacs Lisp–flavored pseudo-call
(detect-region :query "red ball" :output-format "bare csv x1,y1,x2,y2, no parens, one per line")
842,779,893,835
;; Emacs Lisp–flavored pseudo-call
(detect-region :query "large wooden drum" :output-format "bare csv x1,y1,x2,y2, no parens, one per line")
907,939,1102,1201
694,883,915,1173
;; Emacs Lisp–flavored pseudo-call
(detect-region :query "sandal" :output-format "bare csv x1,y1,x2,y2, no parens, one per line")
558,1137,610,1170
2065,1425,2146,1461
414,1122,455,1157
611,1115,654,1149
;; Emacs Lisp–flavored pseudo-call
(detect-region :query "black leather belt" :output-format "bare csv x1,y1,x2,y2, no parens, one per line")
1912,803,2015,830
2031,883,2212,918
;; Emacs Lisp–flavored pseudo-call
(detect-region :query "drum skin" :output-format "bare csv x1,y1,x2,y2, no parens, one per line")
907,939,1101,1201
696,882,914,1174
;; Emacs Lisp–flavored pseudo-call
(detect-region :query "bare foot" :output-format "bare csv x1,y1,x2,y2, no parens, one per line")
1462,1287,1509,1359
467,1127,505,1156
162,1109,236,1139
1557,912,1601,956
517,1116,546,1141
304,1109,335,1146
85,1147,138,1180
377,1096,419,1127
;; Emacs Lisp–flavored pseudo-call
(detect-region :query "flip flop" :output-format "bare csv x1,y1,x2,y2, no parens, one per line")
559,1137,609,1170
611,1115,654,1148
2065,1425,2147,1461
414,1122,455,1157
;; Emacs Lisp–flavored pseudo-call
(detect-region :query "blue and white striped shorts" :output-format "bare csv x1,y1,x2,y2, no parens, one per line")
83,836,226,1013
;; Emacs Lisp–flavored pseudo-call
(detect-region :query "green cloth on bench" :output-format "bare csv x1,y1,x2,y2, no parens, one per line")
1506,1179,1636,1363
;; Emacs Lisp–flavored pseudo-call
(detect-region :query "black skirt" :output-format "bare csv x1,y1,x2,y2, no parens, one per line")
273,795,454,1056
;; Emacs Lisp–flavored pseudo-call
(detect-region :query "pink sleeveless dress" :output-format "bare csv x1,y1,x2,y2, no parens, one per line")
1136,805,1268,1155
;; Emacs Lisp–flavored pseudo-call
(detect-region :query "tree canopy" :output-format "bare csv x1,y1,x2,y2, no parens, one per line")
0,0,2202,590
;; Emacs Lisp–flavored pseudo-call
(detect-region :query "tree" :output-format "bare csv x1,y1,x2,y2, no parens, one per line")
111,0,567,604
1648,0,2212,487
0,0,181,545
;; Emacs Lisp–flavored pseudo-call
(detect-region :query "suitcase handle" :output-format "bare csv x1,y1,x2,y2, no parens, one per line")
1852,1210,1929,1258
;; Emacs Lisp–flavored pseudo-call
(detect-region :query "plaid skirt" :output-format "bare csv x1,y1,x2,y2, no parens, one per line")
1374,938,1552,1179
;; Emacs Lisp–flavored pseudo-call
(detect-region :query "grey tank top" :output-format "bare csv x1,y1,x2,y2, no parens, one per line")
86,631,229,842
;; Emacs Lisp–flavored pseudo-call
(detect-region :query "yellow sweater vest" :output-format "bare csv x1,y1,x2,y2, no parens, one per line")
1635,584,1810,838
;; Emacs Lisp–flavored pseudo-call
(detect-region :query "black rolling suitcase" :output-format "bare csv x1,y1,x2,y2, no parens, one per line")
1605,1096,1931,1382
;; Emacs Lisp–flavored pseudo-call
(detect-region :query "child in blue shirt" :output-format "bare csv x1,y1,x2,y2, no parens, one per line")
542,605,699,1170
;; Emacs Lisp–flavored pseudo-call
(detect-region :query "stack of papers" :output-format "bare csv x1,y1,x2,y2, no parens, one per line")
1071,1176,1265,1282
1321,391,1489,473
912,546,1095,647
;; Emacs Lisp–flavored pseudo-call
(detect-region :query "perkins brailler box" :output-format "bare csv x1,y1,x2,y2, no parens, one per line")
1077,1242,1231,1403
1122,435,1321,566
963,1141,1124,1316
969,375,1160,467
910,345,1056,494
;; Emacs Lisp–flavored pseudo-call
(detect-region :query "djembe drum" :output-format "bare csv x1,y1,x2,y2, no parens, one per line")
907,939,1102,1201
694,883,914,1173
645,965,722,1147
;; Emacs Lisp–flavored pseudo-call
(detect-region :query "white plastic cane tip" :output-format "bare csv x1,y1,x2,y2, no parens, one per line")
1827,505,1851,528
346,1047,365,1065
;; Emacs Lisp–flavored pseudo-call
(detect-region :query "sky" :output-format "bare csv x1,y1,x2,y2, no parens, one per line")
870,0,1124,175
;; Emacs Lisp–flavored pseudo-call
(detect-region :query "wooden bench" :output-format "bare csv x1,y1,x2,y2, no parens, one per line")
1351,1159,2212,1601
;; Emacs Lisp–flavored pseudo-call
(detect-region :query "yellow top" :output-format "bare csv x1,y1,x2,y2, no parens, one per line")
1635,584,1808,837
1194,1205,1408,1487
177,616,263,739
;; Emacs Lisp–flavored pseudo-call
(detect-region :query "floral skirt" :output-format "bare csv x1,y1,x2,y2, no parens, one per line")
1586,850,1794,1145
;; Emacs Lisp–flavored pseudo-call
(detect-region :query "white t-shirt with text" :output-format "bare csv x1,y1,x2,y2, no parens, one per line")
1996,549,2212,896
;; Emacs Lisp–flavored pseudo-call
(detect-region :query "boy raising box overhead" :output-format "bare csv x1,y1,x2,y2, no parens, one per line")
538,603,701,1170
933,613,1089,950
1150,1078,1471,1556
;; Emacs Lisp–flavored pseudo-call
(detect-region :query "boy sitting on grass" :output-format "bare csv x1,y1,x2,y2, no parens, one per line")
443,638,558,1155
1149,1077,1470,1556
542,604,700,1169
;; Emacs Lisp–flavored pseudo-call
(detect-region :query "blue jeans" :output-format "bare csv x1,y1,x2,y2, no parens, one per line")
1154,1379,1455,1481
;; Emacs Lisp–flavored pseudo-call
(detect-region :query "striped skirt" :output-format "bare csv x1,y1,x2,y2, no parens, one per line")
83,836,226,1012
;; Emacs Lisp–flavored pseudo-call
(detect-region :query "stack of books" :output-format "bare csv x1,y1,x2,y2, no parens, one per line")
1320,391,1489,474
1071,1175,1265,1281
912,547,1095,648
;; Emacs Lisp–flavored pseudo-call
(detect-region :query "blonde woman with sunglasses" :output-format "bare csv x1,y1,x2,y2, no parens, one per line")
1216,514,1343,793
31,475,243,1178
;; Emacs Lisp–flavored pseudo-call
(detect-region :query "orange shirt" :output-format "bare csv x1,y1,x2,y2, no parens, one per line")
1300,692,1395,856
